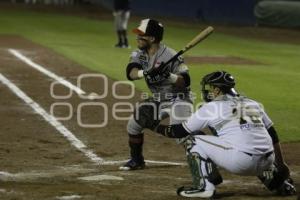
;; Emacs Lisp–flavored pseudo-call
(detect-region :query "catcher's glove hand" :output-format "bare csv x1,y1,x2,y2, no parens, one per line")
276,177,296,196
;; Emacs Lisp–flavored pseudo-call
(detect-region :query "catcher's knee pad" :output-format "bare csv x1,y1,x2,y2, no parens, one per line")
127,116,143,135
187,152,205,188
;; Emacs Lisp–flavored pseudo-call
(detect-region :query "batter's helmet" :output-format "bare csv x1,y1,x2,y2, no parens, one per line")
201,71,237,102
133,19,164,42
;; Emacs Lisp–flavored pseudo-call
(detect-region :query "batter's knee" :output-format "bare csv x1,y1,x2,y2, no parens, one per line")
170,101,193,124
127,115,143,135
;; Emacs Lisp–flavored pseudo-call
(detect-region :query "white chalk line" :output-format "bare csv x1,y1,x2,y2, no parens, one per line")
0,72,184,167
103,160,184,166
5,48,185,166
56,195,81,200
8,48,85,95
0,73,103,165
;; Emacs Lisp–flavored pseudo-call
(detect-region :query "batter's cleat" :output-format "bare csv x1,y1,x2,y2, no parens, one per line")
177,186,215,198
119,159,145,171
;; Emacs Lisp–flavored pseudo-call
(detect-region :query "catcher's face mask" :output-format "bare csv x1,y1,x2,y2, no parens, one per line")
201,71,237,102
201,84,217,102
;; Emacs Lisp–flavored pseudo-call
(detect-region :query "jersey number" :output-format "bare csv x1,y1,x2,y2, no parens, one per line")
233,105,262,125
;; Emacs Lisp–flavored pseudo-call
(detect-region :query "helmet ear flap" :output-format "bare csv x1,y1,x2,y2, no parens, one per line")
201,76,210,102
223,72,235,88
201,82,213,102
201,89,210,102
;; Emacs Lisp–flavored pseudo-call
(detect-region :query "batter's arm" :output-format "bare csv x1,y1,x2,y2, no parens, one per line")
168,62,191,88
172,71,190,88
268,126,290,175
126,62,143,81
155,123,190,138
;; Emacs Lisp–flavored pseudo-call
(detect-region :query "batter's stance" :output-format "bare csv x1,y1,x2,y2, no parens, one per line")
152,71,296,198
120,19,193,170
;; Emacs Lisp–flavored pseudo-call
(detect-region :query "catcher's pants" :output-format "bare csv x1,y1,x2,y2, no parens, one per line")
113,10,130,31
191,135,275,176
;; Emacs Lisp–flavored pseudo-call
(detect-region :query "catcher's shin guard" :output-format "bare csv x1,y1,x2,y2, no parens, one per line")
187,152,205,188
187,152,222,188
179,152,216,198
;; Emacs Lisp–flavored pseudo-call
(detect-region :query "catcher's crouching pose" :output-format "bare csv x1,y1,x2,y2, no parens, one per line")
119,18,193,170
152,71,296,198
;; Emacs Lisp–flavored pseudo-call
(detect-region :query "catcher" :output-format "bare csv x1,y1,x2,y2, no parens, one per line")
151,71,296,198
119,18,193,170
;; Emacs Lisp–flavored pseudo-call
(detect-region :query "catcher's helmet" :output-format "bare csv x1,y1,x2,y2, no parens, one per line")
133,19,164,42
201,71,237,102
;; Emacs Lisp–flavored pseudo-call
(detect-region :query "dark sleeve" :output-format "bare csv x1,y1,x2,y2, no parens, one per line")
126,62,142,81
178,71,191,87
267,126,279,144
156,123,190,138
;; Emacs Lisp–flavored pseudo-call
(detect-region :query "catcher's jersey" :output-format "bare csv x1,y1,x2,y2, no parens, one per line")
182,95,274,154
129,44,191,101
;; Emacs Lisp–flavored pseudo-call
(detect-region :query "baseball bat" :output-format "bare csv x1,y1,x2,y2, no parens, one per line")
154,26,214,72
182,26,214,53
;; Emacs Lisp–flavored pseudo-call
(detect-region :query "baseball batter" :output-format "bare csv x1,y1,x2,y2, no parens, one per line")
152,71,296,198
120,19,193,170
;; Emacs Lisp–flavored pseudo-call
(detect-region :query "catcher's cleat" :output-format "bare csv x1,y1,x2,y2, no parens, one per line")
119,159,145,171
177,186,215,198
276,178,297,196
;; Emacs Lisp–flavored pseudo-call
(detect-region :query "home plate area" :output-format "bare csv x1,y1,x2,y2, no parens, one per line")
0,35,299,200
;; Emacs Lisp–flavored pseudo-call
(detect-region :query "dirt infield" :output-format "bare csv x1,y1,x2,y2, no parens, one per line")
0,35,299,200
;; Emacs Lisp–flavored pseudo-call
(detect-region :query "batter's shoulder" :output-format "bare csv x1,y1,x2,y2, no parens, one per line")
164,45,177,56
130,49,143,58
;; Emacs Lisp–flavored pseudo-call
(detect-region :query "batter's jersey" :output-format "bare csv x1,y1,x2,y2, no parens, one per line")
182,95,274,154
129,44,191,101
